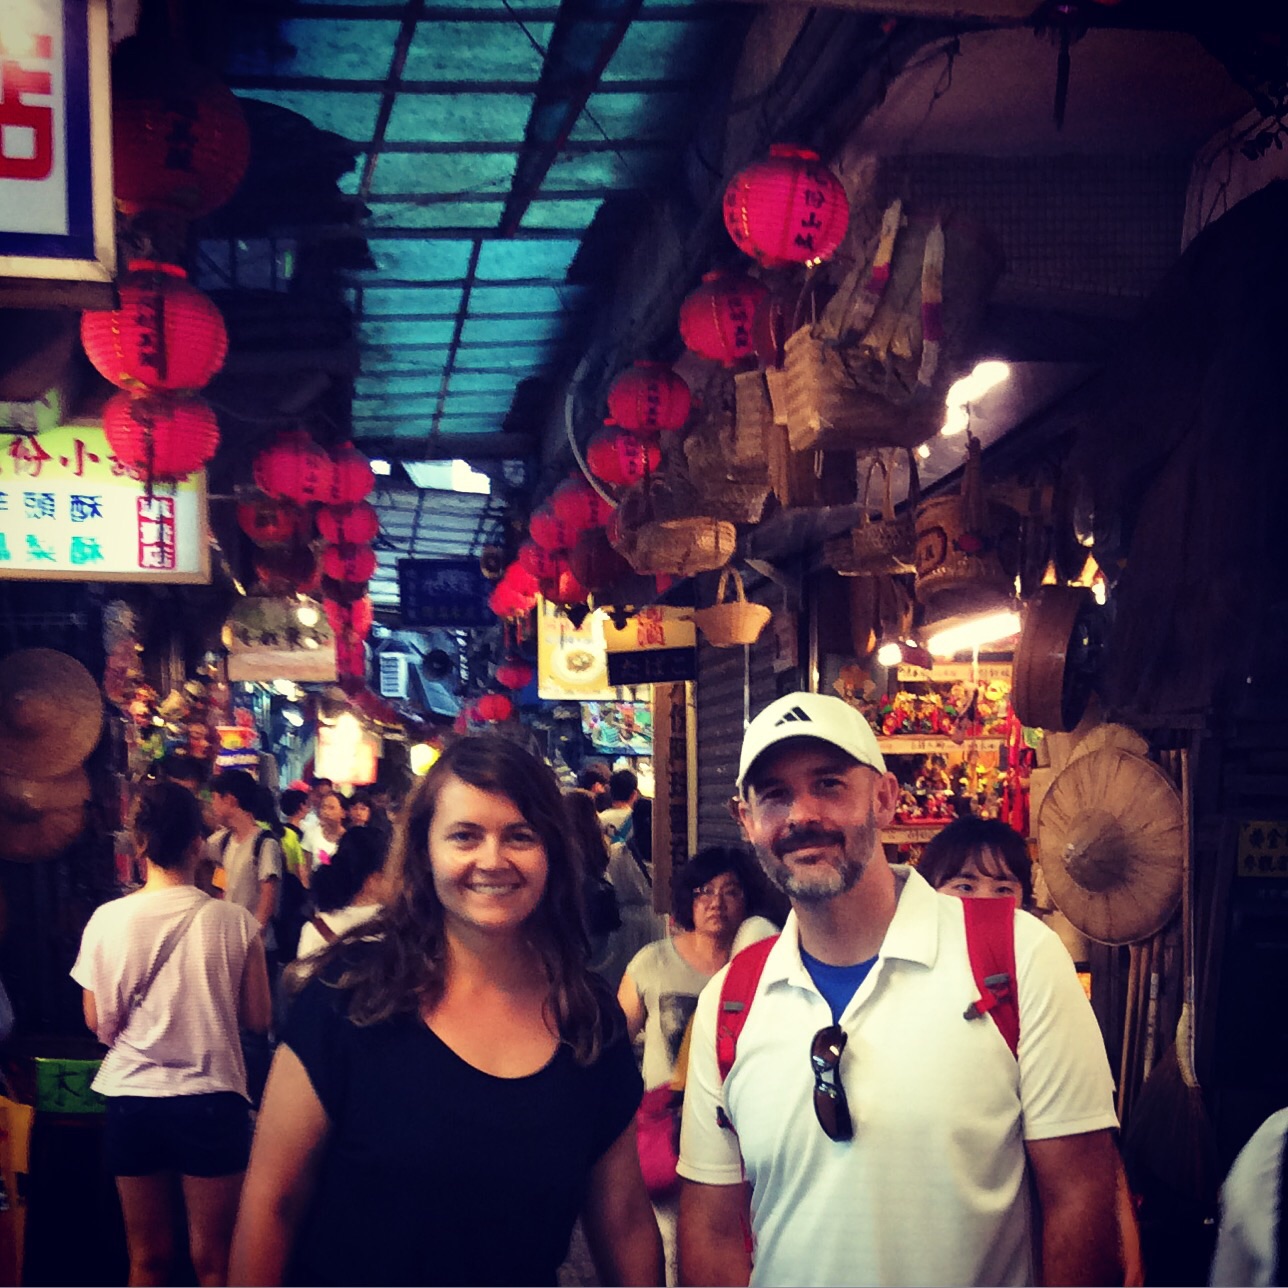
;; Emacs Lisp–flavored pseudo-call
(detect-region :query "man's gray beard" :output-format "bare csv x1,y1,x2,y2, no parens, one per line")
754,808,878,905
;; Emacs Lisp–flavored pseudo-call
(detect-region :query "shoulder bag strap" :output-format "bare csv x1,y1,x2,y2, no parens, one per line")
961,897,1020,1059
122,898,208,1030
716,935,779,1087
309,915,338,944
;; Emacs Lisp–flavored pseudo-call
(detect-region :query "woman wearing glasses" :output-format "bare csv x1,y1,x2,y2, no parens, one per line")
229,735,663,1287
617,846,776,1282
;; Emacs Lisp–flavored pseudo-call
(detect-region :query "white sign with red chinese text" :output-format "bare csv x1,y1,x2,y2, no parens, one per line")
0,0,114,285
0,423,209,582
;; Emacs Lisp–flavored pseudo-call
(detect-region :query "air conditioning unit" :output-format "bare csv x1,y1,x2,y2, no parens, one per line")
378,653,408,699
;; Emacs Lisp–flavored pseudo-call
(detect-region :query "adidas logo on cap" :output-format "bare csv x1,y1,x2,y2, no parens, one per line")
773,706,813,726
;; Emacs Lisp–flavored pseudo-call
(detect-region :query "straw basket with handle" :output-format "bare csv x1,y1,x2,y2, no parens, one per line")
692,566,772,648
610,469,737,578
825,449,919,576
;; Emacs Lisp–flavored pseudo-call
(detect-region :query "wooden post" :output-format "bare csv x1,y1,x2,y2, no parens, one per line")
652,681,696,915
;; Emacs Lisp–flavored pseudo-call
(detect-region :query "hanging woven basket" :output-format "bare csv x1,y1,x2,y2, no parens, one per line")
825,449,919,576
609,471,736,577
692,566,772,647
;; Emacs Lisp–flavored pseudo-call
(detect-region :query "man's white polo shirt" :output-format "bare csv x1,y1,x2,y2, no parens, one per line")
678,866,1117,1287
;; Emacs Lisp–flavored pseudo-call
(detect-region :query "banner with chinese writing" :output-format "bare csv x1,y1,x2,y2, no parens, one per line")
603,605,697,686
0,423,209,581
398,557,493,629
0,0,115,287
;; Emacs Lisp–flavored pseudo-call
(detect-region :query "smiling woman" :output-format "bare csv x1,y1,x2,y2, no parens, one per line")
228,735,663,1288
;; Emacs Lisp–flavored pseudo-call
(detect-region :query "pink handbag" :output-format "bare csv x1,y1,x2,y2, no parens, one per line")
635,1084,681,1199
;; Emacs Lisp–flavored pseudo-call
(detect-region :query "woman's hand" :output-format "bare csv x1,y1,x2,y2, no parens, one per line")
581,1121,664,1286
228,1044,330,1286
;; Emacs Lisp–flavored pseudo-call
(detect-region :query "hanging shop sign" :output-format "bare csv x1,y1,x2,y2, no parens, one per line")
0,423,208,582
1235,821,1288,880
603,605,697,687
0,0,115,296
224,596,336,684
214,723,259,773
536,598,615,701
398,557,493,629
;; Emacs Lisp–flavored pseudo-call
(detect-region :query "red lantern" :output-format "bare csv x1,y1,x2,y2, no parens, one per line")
323,442,375,505
542,567,590,607
316,501,379,546
323,596,374,639
81,261,227,391
679,271,768,367
489,583,534,620
254,543,320,595
606,362,692,434
551,476,613,531
722,145,849,267
321,575,367,606
500,563,541,598
586,429,660,489
475,694,513,723
495,656,535,690
568,527,632,593
111,39,251,218
322,543,377,583
103,390,220,483
237,496,303,547
253,431,334,504
529,507,577,552
335,631,367,679
517,542,564,581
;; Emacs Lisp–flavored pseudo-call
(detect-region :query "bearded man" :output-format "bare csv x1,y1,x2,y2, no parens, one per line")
676,693,1123,1287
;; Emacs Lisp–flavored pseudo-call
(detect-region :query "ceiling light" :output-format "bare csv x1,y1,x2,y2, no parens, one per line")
947,361,1010,406
296,603,319,627
876,641,903,667
409,742,439,776
370,459,392,476
940,404,970,437
876,640,935,670
282,707,304,728
925,609,1021,659
402,459,491,494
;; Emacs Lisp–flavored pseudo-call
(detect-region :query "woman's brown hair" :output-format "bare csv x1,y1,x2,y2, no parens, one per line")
294,734,617,1064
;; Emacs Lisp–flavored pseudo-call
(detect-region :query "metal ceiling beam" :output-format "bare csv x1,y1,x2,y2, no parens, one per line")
255,4,702,19
349,433,536,458
361,226,600,240
357,0,425,206
227,76,690,95
498,0,648,236
429,239,483,445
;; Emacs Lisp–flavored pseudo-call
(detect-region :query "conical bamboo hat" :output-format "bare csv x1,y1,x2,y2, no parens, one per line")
1037,747,1183,945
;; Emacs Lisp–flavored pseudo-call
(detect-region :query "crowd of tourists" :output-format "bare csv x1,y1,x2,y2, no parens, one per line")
67,696,1277,1287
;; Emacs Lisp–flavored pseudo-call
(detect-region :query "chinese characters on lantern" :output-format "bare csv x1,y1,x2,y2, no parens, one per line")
0,425,207,581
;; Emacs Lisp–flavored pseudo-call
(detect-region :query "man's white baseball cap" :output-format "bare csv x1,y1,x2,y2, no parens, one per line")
737,692,887,793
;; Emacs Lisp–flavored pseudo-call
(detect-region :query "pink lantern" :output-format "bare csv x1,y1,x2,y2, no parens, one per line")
722,144,850,267
552,476,613,531
501,563,541,598
495,656,535,690
517,542,564,581
254,431,334,504
586,429,660,489
324,442,376,505
321,543,377,583
606,362,692,434
475,693,514,723
679,271,768,367
103,390,220,483
317,502,379,546
529,506,577,552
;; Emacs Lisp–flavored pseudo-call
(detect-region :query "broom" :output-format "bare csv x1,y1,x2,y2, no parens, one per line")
1122,749,1219,1274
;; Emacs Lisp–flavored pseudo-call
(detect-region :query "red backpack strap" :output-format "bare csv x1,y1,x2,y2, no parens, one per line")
961,898,1020,1059
716,935,778,1085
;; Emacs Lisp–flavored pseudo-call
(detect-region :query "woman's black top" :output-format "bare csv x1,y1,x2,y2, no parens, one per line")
283,966,641,1286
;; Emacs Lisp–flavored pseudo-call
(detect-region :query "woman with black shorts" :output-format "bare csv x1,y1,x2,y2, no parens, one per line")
72,781,272,1286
